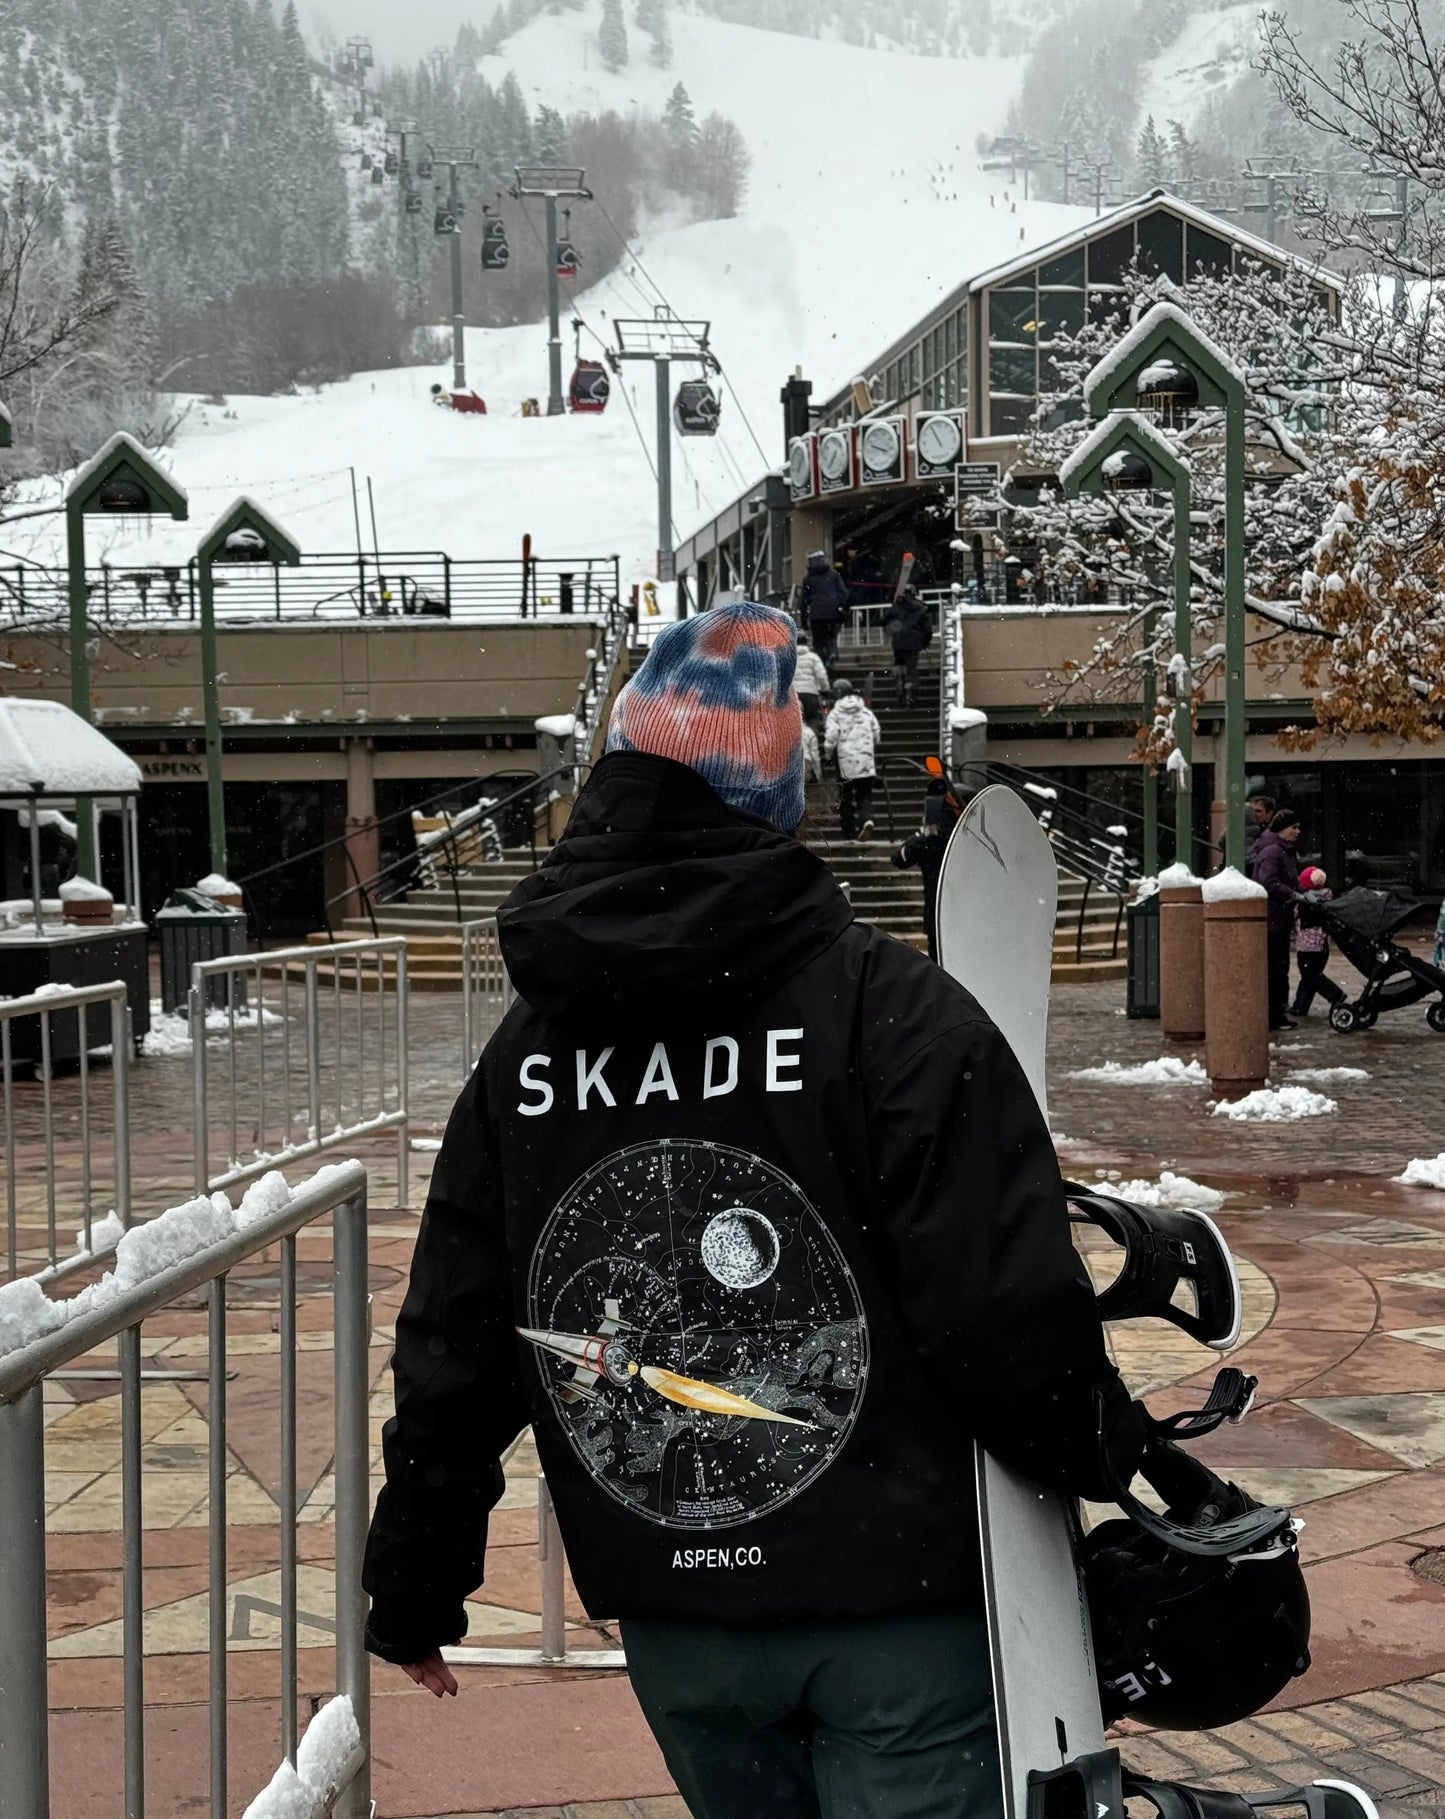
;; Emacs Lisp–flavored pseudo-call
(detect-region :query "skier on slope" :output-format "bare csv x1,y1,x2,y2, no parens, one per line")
363,601,1148,1819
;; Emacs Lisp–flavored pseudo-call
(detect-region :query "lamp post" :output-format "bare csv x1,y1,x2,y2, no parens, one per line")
1083,302,1248,870
64,434,188,878
196,500,302,875
1059,409,1194,873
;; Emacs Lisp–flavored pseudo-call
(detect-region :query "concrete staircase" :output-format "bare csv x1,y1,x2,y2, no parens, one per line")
299,639,1128,984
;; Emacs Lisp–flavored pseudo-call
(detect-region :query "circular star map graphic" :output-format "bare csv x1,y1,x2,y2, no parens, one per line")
524,1139,869,1530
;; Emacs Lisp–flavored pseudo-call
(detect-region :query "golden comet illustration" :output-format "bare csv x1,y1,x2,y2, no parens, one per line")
630,1361,813,1427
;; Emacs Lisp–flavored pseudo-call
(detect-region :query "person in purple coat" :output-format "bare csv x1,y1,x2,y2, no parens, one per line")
1251,808,1303,1030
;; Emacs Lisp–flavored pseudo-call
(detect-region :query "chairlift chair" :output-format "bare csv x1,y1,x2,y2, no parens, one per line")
481,215,510,270
384,149,400,175
434,206,458,235
370,164,384,185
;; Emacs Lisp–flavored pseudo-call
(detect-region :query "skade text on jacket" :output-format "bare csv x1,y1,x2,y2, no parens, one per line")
362,751,1141,1663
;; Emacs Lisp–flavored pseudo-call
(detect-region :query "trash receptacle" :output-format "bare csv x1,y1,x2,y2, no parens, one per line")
156,889,248,1015
1126,891,1160,1019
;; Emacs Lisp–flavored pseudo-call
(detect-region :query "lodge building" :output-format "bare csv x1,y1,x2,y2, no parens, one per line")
672,190,1443,896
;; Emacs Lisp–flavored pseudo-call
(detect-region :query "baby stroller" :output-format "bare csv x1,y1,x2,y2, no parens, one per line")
1307,886,1445,1034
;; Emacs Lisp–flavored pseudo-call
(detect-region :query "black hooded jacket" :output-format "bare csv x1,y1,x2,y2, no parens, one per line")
363,751,1141,1661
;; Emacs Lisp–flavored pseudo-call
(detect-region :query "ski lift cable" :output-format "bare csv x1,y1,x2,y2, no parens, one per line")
591,196,773,473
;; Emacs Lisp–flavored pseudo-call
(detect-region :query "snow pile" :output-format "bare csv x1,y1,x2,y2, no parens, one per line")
72,1210,126,1260
141,1000,281,1059
1201,867,1266,903
242,1696,363,1819
1103,1170,1226,1212
534,713,577,740
1288,1067,1370,1085
410,1137,443,1152
949,706,989,731
1211,1085,1336,1122
1069,1057,1208,1085
1157,862,1202,889
0,1276,70,1356
59,876,112,902
1133,876,1160,901
195,873,241,898
1396,1155,1445,1191
0,1169,327,1363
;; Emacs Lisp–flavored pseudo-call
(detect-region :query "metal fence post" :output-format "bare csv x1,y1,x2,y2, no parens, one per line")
332,1186,372,1819
395,946,409,1211
192,981,210,1195
0,1384,50,1818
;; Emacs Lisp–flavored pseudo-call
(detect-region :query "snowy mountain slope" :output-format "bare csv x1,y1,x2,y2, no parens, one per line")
1132,2,1260,135
10,13,1095,577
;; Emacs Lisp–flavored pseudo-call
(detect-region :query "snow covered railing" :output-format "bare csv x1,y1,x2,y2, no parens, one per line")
460,917,516,1081
2,979,131,1286
191,939,410,1208
0,1160,372,1819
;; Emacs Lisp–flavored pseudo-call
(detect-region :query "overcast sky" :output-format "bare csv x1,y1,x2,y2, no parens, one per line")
295,0,483,65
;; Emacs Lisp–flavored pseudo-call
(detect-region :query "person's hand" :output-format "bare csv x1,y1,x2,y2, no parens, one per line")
399,1651,459,1698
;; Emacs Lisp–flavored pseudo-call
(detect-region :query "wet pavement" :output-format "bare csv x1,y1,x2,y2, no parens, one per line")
7,974,1445,1815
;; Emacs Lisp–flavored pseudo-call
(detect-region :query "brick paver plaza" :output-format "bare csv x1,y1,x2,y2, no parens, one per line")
8,976,1445,1816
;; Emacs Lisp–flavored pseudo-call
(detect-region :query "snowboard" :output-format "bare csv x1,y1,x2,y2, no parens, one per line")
934,785,1106,1819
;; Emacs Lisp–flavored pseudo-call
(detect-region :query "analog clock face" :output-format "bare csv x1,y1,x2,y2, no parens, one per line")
819,431,850,481
525,1140,870,1530
788,440,813,490
918,414,962,469
861,422,900,474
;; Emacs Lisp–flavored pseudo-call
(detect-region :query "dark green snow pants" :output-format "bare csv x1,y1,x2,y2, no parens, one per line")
620,1607,1002,1819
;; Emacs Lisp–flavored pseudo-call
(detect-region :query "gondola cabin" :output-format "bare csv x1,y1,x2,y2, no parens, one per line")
674,379,721,436
569,360,610,414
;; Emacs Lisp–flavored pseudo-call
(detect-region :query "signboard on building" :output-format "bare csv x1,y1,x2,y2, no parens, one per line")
139,756,205,781
954,462,1001,531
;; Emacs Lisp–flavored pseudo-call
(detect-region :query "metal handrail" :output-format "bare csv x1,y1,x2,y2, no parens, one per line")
0,551,622,628
0,1160,372,1819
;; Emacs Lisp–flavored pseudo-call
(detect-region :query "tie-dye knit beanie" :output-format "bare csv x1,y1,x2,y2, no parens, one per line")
605,600,806,833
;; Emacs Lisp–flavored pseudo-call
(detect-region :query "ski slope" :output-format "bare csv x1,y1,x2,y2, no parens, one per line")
9,12,1096,580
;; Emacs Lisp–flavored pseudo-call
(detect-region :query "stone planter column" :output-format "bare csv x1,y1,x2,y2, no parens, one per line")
1159,865,1205,1043
1202,868,1269,1100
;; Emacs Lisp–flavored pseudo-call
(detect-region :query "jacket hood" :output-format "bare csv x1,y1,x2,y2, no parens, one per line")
496,750,853,1027
806,553,829,572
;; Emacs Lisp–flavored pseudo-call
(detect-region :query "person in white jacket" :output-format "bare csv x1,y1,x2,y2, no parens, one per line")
824,679,881,840
793,632,831,732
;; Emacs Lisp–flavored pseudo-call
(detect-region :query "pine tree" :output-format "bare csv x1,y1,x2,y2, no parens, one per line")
535,105,568,165
662,81,697,151
1136,115,1168,190
599,0,629,72
1167,119,1198,200
647,1,672,69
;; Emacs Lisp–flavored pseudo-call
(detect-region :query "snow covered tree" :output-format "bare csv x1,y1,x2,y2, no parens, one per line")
1135,116,1168,190
692,112,750,217
599,0,630,71
649,9,673,67
978,258,1356,757
663,82,698,151
535,105,569,165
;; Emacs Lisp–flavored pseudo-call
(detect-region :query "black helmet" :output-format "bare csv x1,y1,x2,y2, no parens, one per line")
1083,1447,1311,1730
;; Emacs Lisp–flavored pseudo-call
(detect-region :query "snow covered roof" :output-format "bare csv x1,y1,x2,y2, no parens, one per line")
1083,302,1248,414
967,189,1346,297
63,431,188,516
1058,410,1191,494
0,698,143,797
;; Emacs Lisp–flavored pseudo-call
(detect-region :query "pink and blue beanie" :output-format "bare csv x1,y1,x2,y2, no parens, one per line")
605,600,805,832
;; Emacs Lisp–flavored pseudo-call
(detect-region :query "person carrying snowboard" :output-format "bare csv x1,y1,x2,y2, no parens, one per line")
885,585,933,708
799,549,849,669
363,600,1148,1819
892,775,963,960
823,677,881,841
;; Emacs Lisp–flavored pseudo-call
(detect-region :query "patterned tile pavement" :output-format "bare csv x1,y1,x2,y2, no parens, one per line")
9,974,1445,1814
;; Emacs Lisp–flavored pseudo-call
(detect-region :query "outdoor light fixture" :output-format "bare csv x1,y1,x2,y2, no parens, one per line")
1100,449,1155,491
94,474,154,513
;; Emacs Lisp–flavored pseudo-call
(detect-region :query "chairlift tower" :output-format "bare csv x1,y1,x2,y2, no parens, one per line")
429,143,479,390
510,167,593,416
611,311,719,582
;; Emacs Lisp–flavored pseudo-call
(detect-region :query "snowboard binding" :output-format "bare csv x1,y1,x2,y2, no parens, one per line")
1065,1182,1242,1349
1026,1758,1378,1819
